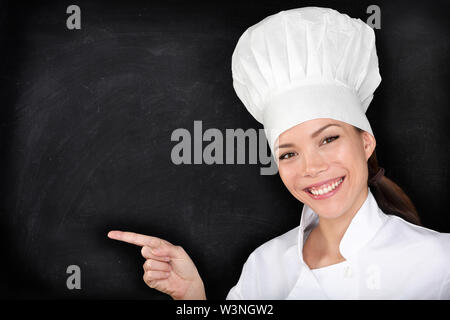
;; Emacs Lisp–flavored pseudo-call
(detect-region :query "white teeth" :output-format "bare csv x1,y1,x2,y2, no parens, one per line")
309,177,343,196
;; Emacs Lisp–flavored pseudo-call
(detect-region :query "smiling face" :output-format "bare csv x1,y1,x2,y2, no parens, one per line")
276,118,376,220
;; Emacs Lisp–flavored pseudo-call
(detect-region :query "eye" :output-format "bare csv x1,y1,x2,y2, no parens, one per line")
321,135,339,145
279,152,297,160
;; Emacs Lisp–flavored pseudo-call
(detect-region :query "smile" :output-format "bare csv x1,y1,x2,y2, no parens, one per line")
304,176,345,199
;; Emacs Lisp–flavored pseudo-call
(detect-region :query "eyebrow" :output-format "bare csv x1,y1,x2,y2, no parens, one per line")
275,123,342,151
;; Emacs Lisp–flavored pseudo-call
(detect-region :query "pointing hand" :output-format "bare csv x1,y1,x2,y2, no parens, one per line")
108,230,206,300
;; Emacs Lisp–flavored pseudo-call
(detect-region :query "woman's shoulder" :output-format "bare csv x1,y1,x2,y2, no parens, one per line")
249,225,300,260
228,226,300,299
383,214,450,239
228,226,301,299
380,213,450,262
238,226,300,274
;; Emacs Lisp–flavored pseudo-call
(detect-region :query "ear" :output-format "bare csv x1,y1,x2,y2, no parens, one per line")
361,131,376,161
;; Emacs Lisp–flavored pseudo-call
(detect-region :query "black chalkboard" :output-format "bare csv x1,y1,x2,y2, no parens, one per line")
0,0,449,299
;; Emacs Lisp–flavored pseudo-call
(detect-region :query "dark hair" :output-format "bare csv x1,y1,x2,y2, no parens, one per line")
355,127,422,226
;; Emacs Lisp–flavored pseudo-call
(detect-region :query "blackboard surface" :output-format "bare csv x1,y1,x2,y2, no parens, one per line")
0,0,449,299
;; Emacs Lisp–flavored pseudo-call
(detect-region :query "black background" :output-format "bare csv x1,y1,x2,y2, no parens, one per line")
0,0,449,299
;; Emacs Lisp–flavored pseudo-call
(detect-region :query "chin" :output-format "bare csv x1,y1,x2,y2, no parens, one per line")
304,197,349,219
315,208,346,220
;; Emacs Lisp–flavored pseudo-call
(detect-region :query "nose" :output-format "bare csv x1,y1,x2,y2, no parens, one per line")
302,151,328,178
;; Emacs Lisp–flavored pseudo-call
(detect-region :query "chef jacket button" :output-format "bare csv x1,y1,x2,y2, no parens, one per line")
344,266,353,278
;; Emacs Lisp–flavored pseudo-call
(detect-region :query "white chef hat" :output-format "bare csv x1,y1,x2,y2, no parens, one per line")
231,7,381,165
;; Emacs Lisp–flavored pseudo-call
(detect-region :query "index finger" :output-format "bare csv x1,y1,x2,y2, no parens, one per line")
108,230,166,247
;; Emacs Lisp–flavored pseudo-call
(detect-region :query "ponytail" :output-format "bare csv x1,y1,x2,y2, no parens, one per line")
356,128,422,226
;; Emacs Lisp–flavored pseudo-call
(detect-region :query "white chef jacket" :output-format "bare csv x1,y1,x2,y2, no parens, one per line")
226,189,450,299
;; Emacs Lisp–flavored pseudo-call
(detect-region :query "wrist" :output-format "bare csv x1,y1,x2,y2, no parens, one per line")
172,278,206,300
185,279,206,300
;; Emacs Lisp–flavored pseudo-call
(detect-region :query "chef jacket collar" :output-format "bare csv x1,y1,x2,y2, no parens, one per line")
297,188,389,262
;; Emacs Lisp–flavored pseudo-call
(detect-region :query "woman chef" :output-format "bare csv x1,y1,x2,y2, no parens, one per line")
107,7,450,299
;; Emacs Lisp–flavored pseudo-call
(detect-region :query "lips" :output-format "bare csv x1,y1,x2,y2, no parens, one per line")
303,176,345,192
304,175,346,200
